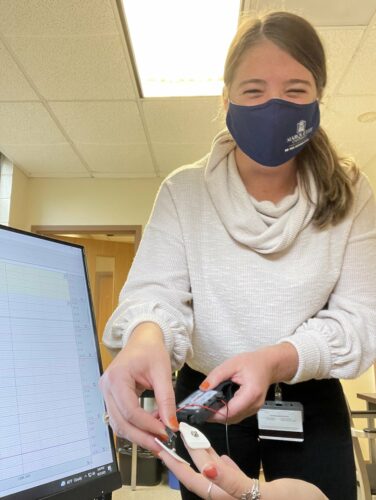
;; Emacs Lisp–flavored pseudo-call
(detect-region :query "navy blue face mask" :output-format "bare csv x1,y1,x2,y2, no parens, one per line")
226,98,320,167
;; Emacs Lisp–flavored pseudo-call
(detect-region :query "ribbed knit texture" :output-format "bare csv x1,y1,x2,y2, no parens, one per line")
103,131,376,383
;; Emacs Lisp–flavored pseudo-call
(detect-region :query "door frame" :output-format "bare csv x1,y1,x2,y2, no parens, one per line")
30,224,142,251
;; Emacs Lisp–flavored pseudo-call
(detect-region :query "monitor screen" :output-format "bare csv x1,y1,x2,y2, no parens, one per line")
0,225,121,499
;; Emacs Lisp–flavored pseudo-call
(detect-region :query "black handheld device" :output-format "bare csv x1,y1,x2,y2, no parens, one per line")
176,380,239,425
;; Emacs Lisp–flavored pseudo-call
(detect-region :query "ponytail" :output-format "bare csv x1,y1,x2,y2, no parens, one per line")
298,127,359,228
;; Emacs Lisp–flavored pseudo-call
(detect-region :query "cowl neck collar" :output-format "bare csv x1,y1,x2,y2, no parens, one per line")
204,131,317,254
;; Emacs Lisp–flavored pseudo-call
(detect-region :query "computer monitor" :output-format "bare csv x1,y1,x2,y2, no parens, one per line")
0,225,122,500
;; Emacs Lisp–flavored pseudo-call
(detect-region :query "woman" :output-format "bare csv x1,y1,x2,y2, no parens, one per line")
100,11,376,500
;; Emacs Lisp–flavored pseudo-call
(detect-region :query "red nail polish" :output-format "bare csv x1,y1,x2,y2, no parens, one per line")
157,433,169,442
169,416,179,429
203,465,218,479
200,380,210,390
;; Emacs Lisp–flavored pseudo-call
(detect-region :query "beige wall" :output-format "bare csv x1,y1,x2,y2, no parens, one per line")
11,172,162,231
9,163,376,231
342,368,375,410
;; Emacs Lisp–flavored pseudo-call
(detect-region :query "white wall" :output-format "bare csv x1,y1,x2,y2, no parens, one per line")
0,155,13,225
19,175,162,230
9,166,28,229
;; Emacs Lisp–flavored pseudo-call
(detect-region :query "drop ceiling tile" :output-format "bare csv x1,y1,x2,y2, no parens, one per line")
331,138,375,167
322,95,376,138
0,0,117,36
0,143,89,177
317,28,364,96
143,97,224,144
76,143,155,176
337,29,376,95
321,96,376,166
50,101,146,144
247,0,376,26
153,142,212,175
294,0,376,26
365,154,376,170
0,102,65,144
7,35,134,100
363,159,376,188
0,40,38,101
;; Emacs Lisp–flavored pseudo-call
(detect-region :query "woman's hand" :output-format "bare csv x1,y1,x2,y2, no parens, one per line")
200,343,299,424
99,322,178,453
158,444,254,500
157,440,327,500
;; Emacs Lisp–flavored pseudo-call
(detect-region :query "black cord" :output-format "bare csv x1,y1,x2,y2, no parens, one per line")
223,400,231,457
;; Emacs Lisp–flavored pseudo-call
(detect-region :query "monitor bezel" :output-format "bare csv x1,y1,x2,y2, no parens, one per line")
0,224,122,500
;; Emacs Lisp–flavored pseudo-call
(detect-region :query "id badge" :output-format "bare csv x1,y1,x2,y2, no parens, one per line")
257,400,304,442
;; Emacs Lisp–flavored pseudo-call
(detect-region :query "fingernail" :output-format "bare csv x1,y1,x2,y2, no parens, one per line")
169,416,179,429
157,433,169,442
199,380,210,390
203,465,218,479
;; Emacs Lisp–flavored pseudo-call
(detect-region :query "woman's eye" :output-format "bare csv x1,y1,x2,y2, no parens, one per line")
243,89,262,95
287,88,306,94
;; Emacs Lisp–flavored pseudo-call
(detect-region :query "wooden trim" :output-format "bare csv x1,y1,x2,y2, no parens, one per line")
31,225,142,251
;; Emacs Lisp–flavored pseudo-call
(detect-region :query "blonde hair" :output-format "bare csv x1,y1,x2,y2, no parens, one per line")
224,11,359,228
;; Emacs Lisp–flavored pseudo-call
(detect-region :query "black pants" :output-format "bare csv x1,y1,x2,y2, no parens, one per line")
175,364,356,500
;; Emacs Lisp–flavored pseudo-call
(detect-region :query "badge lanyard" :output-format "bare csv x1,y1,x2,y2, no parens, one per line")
257,383,304,442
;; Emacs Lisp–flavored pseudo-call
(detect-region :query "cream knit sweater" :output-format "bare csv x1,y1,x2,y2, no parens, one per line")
103,132,376,384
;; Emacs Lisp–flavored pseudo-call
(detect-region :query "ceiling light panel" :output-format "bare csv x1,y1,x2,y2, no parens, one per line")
121,0,240,97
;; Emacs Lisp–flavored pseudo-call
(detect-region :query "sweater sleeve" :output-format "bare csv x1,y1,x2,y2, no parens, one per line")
281,177,376,383
102,180,194,371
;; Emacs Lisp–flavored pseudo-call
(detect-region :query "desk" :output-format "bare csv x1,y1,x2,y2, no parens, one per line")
357,393,376,462
357,393,376,407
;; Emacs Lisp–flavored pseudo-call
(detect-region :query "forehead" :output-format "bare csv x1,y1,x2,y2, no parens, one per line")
232,39,315,85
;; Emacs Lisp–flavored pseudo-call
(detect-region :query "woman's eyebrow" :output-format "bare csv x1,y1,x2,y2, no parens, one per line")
238,78,312,88
285,79,312,86
238,78,266,87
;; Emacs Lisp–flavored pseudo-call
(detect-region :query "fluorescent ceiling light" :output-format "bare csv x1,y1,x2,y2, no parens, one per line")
121,0,240,97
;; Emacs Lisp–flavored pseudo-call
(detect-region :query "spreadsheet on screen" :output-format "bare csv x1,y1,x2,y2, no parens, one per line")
0,226,120,500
